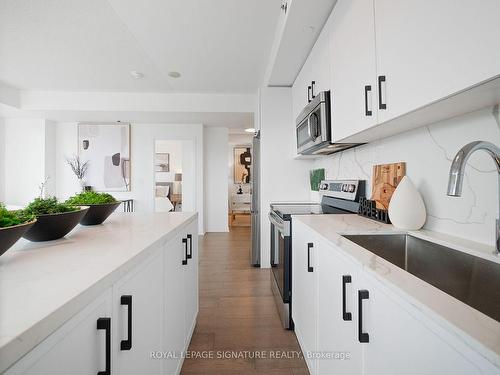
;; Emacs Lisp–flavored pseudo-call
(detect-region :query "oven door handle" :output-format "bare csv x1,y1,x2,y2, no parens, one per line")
268,211,287,234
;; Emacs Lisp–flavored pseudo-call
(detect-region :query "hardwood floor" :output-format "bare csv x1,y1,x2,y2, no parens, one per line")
181,227,309,375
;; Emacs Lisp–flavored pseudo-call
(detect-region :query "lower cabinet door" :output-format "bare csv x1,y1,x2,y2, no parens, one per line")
113,252,163,375
292,221,318,374
361,275,482,375
317,243,362,375
164,231,187,375
5,289,112,375
183,222,199,347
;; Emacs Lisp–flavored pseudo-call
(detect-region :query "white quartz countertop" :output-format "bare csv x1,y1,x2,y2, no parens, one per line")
293,214,500,368
0,212,197,373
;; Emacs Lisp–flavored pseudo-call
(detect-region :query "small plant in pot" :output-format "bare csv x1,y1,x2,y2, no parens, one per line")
0,203,36,256
22,197,89,242
66,191,121,226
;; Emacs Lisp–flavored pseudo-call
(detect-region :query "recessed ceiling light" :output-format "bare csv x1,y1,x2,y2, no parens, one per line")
245,128,256,133
130,70,144,79
168,71,181,78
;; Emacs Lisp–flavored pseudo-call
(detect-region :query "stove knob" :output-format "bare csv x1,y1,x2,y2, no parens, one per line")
349,184,355,193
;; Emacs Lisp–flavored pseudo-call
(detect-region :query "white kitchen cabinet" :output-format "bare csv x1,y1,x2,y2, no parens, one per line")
291,220,318,374
183,222,199,347
5,289,113,375
292,56,313,121
164,231,187,375
113,252,164,375
3,216,199,375
316,240,362,375
329,0,378,141
374,0,500,124
164,220,198,375
309,14,332,96
361,272,481,375
292,221,499,375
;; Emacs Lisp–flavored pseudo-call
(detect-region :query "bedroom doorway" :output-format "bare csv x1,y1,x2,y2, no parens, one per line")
154,139,195,213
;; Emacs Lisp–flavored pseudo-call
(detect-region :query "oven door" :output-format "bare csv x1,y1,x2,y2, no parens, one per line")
269,211,291,303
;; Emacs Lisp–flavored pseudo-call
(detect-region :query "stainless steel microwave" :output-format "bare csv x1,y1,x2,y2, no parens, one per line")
296,90,362,155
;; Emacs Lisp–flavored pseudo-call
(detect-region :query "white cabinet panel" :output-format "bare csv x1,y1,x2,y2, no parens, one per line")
374,0,500,123
361,274,482,375
5,290,112,375
164,231,187,375
330,0,378,141
292,220,318,374
113,252,164,375
317,243,362,375
292,57,313,121
310,15,332,96
183,221,199,346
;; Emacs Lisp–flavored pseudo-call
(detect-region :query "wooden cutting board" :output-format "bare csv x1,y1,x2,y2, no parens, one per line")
371,162,406,210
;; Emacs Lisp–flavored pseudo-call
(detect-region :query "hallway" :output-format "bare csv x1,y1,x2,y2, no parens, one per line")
181,227,309,375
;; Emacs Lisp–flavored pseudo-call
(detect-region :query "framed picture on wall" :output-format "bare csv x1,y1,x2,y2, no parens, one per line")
78,123,131,192
234,145,252,184
155,153,170,172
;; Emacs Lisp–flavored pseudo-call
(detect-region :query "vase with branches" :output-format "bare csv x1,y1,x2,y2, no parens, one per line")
66,155,89,192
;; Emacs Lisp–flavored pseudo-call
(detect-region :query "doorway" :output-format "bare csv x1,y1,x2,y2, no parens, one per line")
228,134,253,227
154,139,195,213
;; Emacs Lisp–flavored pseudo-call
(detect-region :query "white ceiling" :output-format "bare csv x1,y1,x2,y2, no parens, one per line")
0,0,280,93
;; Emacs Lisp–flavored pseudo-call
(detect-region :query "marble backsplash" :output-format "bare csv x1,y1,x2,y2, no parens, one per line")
313,105,500,247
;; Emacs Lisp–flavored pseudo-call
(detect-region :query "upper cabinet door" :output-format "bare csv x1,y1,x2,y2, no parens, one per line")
330,0,378,142
292,57,313,121
310,15,332,96
374,0,500,123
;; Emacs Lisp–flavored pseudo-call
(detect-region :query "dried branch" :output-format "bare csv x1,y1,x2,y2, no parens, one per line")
66,155,89,180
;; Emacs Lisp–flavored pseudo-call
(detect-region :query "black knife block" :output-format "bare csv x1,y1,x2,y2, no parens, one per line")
358,197,391,224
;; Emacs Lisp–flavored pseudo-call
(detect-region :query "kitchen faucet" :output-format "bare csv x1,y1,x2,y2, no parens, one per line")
447,141,500,255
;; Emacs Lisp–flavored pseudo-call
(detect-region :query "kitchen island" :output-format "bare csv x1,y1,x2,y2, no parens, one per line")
0,212,198,375
292,214,500,375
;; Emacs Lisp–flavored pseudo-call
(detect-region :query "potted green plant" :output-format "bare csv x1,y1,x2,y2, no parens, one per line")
22,197,89,242
0,203,36,256
66,191,121,225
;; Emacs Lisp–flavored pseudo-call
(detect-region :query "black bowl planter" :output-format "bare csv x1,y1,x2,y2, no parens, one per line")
23,207,89,242
0,220,37,256
79,201,121,226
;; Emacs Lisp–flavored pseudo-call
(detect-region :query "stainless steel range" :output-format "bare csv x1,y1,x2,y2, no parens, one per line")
269,180,365,329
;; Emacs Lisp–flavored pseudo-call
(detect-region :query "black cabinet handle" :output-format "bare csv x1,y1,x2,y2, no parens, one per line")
342,275,352,321
311,80,316,99
378,75,386,110
120,295,132,351
97,317,111,375
187,234,193,259
307,85,312,103
358,290,369,343
182,238,188,265
364,85,372,116
307,243,314,272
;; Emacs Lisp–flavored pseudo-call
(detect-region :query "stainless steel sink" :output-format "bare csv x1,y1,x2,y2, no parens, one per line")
343,234,500,322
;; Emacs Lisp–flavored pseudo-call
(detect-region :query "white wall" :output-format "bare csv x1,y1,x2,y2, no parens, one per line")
228,133,253,197
204,127,229,232
56,122,205,233
259,87,313,268
0,118,5,202
2,118,55,205
313,105,500,247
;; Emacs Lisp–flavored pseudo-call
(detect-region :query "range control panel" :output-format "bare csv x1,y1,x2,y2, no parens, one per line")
319,180,365,201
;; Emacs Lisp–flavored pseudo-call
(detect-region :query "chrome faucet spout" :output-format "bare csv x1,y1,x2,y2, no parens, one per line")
447,141,500,255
